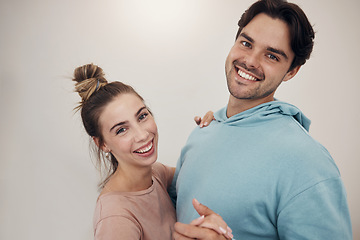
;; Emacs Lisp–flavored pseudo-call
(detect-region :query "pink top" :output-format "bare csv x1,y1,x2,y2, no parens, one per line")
93,163,176,240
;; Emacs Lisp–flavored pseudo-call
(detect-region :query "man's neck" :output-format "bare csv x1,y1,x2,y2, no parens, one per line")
226,95,275,118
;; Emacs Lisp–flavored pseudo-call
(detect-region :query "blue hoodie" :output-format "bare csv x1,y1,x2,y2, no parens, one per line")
170,101,352,240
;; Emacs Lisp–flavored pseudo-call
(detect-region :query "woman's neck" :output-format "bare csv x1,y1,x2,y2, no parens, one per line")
101,165,153,194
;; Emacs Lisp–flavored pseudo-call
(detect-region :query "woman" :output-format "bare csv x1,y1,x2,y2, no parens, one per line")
72,63,232,240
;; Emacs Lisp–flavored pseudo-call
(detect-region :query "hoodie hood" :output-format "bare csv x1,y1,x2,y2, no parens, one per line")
214,100,311,131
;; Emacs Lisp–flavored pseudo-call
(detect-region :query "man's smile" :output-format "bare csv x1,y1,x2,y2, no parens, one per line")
237,68,258,81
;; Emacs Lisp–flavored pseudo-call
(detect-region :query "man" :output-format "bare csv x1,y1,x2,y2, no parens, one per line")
170,0,352,239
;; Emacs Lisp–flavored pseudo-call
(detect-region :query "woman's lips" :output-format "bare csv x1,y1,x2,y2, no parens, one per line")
134,140,153,154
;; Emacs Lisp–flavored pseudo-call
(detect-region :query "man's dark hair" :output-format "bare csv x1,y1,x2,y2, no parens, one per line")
236,0,315,70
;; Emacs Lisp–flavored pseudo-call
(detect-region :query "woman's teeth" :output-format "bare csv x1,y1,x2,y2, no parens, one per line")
135,142,153,154
238,69,257,81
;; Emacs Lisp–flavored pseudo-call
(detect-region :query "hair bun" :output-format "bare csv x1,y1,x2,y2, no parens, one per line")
73,63,108,106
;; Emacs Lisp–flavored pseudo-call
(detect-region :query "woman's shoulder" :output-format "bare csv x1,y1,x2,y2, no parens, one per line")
152,162,175,187
93,193,142,238
95,192,132,217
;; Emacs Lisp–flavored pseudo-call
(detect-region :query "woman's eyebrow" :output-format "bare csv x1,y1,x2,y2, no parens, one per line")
135,106,147,116
109,106,147,132
110,121,126,132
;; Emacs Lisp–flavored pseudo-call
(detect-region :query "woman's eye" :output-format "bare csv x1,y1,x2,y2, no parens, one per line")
139,113,148,121
116,128,126,135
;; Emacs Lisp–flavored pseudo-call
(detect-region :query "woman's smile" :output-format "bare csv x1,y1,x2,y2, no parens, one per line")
133,139,155,158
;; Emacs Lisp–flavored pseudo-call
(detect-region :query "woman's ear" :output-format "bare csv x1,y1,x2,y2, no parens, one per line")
93,137,110,152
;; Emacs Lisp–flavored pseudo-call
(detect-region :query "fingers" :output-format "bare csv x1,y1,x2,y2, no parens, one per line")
192,199,233,239
174,222,228,240
194,111,215,128
192,198,214,216
200,111,214,128
194,116,209,128
194,116,201,125
173,226,194,240
202,111,215,125
196,217,233,239
174,222,200,239
190,215,205,226
194,215,233,239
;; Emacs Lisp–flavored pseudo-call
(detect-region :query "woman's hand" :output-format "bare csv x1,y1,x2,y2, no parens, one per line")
173,198,233,240
190,199,233,239
194,111,215,128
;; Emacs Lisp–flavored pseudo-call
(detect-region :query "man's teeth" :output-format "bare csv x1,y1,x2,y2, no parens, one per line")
135,142,153,153
238,69,257,81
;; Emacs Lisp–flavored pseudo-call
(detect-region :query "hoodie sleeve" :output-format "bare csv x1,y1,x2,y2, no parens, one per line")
277,177,352,239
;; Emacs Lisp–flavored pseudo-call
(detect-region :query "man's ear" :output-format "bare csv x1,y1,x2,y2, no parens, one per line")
283,65,301,82
93,137,110,152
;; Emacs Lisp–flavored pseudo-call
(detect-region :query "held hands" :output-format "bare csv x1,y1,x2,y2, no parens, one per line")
191,199,233,239
173,199,233,240
194,111,215,128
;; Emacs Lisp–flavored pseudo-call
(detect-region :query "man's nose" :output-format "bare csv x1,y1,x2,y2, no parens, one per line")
244,50,261,69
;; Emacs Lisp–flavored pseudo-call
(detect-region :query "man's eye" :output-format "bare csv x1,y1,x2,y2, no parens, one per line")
116,128,126,135
241,41,251,48
139,113,148,121
267,54,279,61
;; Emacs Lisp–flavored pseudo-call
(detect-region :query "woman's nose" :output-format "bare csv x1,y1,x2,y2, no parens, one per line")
133,125,149,142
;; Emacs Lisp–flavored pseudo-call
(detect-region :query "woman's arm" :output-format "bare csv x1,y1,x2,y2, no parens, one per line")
95,216,141,240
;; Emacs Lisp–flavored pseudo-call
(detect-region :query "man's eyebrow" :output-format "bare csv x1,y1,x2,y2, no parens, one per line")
240,32,289,60
109,106,147,132
239,32,254,43
267,47,288,60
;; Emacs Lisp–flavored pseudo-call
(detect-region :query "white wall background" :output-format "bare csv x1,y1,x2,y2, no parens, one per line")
1,0,359,239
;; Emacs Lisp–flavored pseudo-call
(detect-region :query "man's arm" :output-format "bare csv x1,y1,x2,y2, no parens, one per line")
277,177,352,239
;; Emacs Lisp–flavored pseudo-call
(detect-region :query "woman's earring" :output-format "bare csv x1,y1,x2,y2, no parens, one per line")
105,152,110,159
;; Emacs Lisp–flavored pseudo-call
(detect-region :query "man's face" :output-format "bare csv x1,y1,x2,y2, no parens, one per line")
225,13,299,104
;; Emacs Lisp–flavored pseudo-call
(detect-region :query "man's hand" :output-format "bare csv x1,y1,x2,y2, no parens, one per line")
173,199,233,240
174,222,228,240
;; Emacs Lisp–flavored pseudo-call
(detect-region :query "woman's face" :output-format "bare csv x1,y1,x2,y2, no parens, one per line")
98,93,158,169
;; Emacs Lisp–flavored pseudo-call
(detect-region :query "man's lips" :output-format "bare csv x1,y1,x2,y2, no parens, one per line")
237,68,258,81
234,61,264,81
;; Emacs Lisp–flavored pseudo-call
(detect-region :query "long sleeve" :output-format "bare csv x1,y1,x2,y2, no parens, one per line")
277,177,352,239
94,216,142,240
